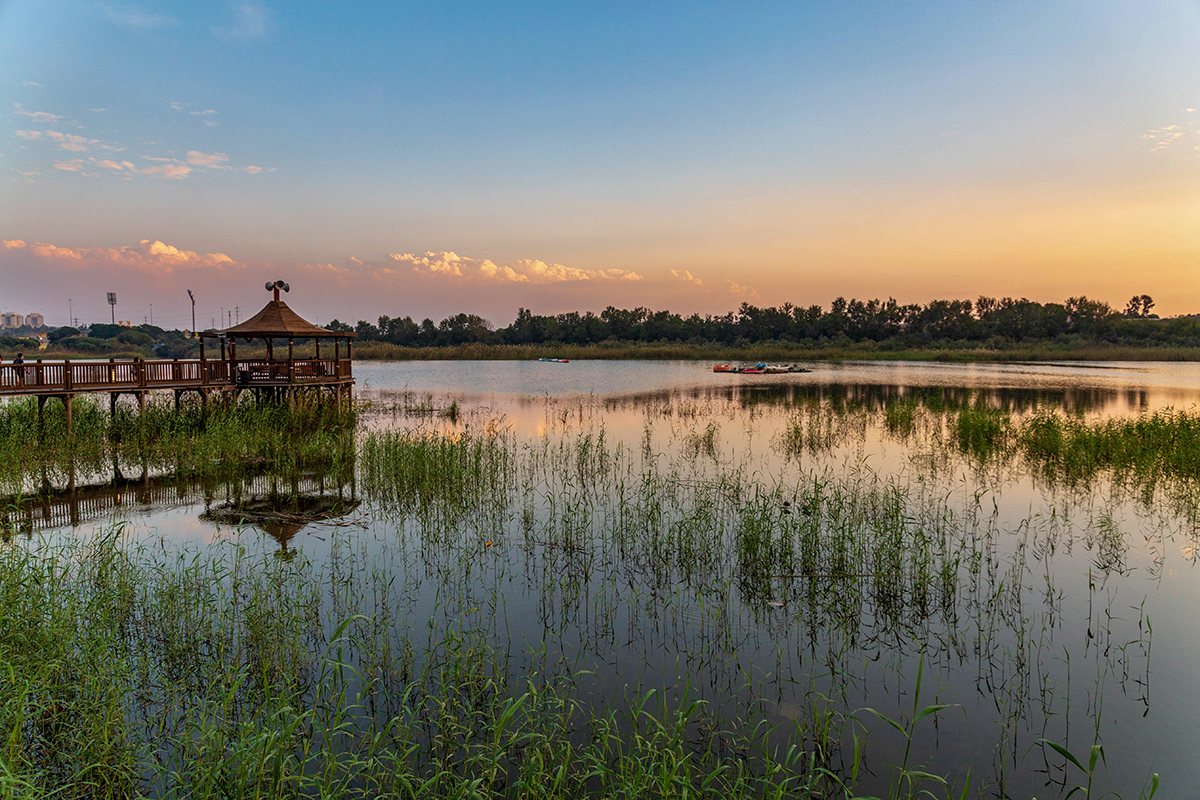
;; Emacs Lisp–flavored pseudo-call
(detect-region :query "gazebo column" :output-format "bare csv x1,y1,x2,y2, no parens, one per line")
288,337,294,383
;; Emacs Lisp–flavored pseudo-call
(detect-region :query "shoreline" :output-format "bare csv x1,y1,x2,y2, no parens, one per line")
346,341,1200,363
15,341,1200,364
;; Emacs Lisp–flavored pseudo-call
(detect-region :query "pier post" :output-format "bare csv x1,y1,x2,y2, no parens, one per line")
63,394,72,432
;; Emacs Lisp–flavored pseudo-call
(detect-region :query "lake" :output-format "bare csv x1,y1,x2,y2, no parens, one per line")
7,358,1200,799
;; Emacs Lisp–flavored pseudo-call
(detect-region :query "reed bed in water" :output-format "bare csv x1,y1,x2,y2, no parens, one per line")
0,395,357,495
0,395,1176,798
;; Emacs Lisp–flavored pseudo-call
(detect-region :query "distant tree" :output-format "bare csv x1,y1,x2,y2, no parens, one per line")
48,326,79,343
1065,296,1118,337
1124,294,1156,318
88,323,122,340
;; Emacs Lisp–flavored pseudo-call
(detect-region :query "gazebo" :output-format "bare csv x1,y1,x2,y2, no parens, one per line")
198,281,355,405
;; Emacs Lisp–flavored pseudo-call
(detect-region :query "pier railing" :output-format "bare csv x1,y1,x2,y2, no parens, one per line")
0,357,353,395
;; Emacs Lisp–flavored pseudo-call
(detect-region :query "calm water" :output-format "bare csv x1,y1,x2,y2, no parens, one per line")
18,359,1200,798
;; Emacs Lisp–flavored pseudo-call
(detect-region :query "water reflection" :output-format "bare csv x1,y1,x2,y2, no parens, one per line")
0,459,357,550
8,360,1200,797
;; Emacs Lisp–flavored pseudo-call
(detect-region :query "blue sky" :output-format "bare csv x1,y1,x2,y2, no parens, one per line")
2,1,1198,329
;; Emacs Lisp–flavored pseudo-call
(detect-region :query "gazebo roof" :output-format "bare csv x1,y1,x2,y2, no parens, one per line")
199,299,354,339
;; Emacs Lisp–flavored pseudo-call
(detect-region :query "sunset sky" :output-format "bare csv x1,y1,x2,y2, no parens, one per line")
3,1,1199,330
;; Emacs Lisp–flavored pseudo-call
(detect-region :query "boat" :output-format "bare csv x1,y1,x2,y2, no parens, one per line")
538,357,570,363
713,362,812,374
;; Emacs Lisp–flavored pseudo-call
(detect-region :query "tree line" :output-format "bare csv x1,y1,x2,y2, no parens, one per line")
325,294,1198,348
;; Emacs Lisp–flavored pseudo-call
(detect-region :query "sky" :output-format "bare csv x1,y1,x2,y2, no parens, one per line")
2,1,1199,330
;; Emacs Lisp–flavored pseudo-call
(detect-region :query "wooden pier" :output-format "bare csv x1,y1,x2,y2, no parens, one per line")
0,293,354,428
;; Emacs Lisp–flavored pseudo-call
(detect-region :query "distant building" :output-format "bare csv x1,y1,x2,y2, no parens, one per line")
1,312,23,329
25,312,44,328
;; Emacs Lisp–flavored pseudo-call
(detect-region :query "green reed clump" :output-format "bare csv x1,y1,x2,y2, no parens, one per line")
1018,409,1200,483
0,531,140,799
0,528,928,800
0,396,357,494
359,425,516,528
951,404,1013,459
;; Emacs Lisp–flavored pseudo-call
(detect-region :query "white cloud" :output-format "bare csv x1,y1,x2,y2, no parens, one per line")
214,3,270,41
669,269,702,285
43,130,98,152
14,107,62,123
15,130,42,140
186,150,230,167
381,251,644,285
103,4,175,29
725,279,759,299
140,163,193,179
3,238,237,272
1143,110,1200,156
53,159,85,172
21,81,42,88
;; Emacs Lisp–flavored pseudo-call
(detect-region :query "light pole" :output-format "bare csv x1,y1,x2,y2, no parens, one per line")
187,289,195,336
107,292,116,325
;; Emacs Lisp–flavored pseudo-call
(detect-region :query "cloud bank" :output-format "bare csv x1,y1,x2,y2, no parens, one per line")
381,251,644,284
3,239,236,272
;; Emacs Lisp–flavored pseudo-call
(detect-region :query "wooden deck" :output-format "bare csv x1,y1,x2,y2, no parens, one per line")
0,357,353,397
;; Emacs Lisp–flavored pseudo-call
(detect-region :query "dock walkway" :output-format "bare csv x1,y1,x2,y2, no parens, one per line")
0,356,354,427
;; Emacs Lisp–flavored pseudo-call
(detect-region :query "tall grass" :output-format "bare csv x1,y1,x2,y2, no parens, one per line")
0,391,1178,798
0,395,357,496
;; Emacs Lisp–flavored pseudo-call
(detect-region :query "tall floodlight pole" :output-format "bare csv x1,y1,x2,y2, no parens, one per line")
187,289,195,336
68,298,72,327
107,292,117,325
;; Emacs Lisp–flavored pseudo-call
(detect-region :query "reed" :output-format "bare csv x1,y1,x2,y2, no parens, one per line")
0,389,1179,798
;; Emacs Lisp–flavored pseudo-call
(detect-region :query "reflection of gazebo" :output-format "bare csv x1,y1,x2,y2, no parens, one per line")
198,286,354,404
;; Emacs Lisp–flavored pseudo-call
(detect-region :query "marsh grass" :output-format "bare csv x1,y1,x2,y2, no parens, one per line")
0,390,1181,798
0,396,357,498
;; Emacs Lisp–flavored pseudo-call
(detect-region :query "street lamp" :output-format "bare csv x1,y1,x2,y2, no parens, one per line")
187,289,195,336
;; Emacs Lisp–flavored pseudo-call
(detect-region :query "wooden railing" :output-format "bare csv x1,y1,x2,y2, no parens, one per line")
0,358,353,395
